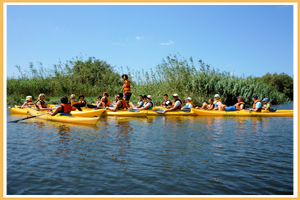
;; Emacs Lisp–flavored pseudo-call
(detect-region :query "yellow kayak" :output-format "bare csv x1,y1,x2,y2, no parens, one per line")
102,110,147,117
28,109,99,125
192,108,293,117
71,109,106,117
10,104,55,115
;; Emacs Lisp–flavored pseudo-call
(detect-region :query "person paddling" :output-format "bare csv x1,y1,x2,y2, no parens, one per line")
122,74,132,107
48,96,72,116
106,93,128,112
262,98,272,110
220,96,245,111
161,94,172,108
129,95,144,109
139,95,154,110
21,96,35,108
165,94,183,112
248,94,262,112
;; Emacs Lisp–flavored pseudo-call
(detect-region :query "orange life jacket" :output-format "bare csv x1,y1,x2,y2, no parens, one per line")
172,98,183,109
123,80,131,93
59,103,72,113
161,99,171,107
36,100,47,108
118,100,127,109
70,100,78,111
26,101,35,106
234,102,245,110
107,98,111,106
253,100,262,112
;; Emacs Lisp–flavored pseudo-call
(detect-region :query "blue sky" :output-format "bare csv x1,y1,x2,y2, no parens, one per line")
7,4,294,78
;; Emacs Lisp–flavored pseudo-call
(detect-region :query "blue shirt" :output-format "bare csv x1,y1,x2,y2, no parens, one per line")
255,101,262,109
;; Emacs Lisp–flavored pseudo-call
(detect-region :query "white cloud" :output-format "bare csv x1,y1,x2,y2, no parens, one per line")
226,64,232,67
136,36,144,40
160,40,175,45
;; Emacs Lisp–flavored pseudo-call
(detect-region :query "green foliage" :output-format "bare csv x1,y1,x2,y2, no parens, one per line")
260,72,293,100
7,55,291,106
7,57,123,98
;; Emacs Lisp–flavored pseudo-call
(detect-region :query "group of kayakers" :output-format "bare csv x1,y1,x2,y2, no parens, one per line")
20,74,273,115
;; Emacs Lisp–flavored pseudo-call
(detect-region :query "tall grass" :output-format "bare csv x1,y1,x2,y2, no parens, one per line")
7,54,290,106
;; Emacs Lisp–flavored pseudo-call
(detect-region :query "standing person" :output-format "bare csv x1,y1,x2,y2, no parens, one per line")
219,96,245,111
249,94,262,112
165,94,183,112
35,93,49,110
102,92,111,106
122,74,131,107
21,96,35,108
139,95,154,110
48,96,72,116
129,95,144,108
106,93,128,112
161,94,172,108
262,98,272,110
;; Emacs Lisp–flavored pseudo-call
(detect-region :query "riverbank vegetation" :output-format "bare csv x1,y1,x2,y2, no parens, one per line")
7,55,292,106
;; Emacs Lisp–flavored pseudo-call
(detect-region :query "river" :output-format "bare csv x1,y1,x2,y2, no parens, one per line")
6,102,294,195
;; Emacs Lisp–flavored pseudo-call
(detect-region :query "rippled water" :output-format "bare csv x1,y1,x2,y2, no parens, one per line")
6,102,294,195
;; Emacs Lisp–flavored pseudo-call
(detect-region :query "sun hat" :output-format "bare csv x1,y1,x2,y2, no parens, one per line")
187,97,192,100
26,96,32,101
262,98,269,102
147,95,152,99
173,94,178,97
252,94,258,98
214,94,220,98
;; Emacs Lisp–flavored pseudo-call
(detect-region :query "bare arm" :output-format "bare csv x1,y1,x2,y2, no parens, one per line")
139,102,151,110
49,106,62,116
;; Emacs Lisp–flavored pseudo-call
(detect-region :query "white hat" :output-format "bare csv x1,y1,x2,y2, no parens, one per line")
173,93,178,97
26,96,32,101
147,95,152,99
187,97,192,100
214,94,220,98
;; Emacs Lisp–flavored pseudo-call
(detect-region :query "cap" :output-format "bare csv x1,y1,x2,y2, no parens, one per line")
262,98,269,102
214,94,220,98
147,95,152,99
173,94,178,97
26,96,32,101
187,97,192,100
252,94,258,98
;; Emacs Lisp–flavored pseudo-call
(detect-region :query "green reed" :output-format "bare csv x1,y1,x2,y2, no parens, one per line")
7,54,290,106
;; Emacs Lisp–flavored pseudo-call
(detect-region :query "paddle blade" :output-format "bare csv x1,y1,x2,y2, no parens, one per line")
129,109,140,112
8,113,47,123
153,109,165,114
181,108,191,113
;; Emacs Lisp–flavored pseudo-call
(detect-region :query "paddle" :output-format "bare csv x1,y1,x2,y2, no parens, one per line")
153,109,166,114
71,103,85,111
15,105,36,108
181,108,191,113
8,113,48,123
87,104,98,108
128,108,140,112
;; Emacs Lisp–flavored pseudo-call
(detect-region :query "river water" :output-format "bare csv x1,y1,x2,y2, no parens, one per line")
6,102,294,195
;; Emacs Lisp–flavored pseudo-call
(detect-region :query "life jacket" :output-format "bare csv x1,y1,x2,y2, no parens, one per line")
36,100,47,108
253,100,262,112
26,101,35,106
107,98,111,106
213,99,222,104
144,101,154,110
234,102,245,110
58,103,72,113
123,80,131,93
70,100,78,111
172,98,183,109
100,101,107,108
263,102,272,110
78,99,86,105
118,100,127,109
207,103,214,110
161,99,171,107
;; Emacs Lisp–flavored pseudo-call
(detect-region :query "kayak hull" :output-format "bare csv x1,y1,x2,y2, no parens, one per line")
71,109,106,117
192,108,293,117
143,110,197,116
28,109,99,125
102,110,147,117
